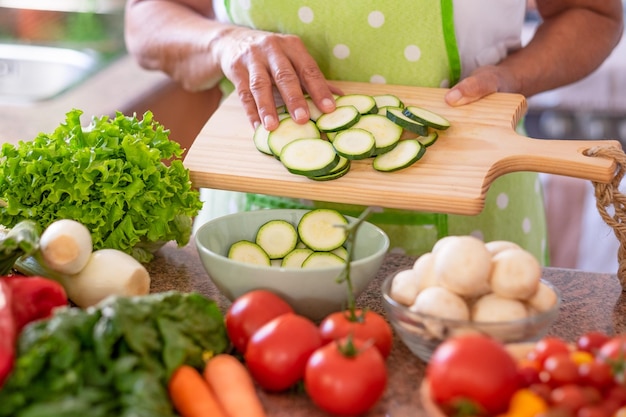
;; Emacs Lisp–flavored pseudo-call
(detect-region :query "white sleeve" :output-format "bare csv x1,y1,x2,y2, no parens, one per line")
453,0,527,79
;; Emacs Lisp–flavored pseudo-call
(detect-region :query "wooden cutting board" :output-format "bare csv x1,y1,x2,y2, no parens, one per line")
184,80,620,215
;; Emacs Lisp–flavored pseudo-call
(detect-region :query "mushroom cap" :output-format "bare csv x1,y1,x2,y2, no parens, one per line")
489,248,541,300
434,235,492,298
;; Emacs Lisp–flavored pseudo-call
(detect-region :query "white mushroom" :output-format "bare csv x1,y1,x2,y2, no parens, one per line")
410,286,470,321
471,293,529,341
412,252,438,289
410,286,471,340
472,293,529,322
484,240,521,256
433,235,492,298
489,248,541,300
527,281,559,313
39,219,93,275
390,268,421,306
431,235,460,254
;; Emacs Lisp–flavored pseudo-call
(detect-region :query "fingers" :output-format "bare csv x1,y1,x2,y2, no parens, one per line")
223,30,335,131
445,65,515,107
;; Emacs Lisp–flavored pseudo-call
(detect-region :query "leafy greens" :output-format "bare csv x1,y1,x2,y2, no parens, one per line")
0,109,203,262
0,291,229,417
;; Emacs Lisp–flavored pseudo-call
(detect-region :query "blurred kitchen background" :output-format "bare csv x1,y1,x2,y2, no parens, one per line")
0,1,625,273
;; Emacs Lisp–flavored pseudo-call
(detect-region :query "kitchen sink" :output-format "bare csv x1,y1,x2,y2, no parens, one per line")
0,43,102,104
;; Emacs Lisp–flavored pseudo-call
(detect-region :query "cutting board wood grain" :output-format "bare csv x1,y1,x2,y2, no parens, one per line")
184,81,620,215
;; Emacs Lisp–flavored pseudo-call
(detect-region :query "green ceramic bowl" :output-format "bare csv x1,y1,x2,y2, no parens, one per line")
195,209,390,321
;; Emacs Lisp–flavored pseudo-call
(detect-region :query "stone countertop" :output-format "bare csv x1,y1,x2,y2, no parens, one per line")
147,241,625,417
0,54,169,145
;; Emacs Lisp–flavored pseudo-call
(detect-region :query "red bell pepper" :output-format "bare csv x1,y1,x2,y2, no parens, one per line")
0,279,16,388
1,275,68,332
0,275,67,388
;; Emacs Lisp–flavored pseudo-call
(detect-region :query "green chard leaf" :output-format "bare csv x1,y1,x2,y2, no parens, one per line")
0,109,203,262
0,291,227,417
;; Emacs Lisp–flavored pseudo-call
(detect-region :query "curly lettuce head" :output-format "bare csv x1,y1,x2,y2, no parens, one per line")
0,109,203,262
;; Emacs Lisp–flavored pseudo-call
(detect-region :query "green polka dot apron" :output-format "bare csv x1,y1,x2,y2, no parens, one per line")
223,0,548,264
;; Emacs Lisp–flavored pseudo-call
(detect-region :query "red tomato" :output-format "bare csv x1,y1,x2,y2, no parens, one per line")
577,331,611,354
541,352,580,387
426,335,521,415
550,384,590,412
319,309,393,358
305,337,387,416
597,335,626,384
245,313,322,392
225,289,294,353
579,361,614,391
527,336,571,366
598,335,626,361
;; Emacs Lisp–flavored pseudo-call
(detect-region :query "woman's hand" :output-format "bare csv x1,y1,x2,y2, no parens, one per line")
444,65,515,107
214,27,337,130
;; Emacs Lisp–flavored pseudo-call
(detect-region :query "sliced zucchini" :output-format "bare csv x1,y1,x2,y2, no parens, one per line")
281,247,314,268
325,131,338,142
297,208,348,251
316,105,361,133
280,138,340,177
252,124,272,155
418,131,439,147
305,96,324,121
373,94,404,109
403,105,451,130
351,114,403,155
255,219,299,259
385,107,429,136
302,251,346,268
331,128,375,160
267,117,320,158
228,240,271,266
331,245,348,261
309,158,351,181
335,94,378,115
373,139,426,172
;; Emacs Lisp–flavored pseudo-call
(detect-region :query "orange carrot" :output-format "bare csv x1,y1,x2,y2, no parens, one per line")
203,354,268,417
168,365,228,417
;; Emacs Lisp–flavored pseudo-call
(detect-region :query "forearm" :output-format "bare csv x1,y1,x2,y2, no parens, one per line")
500,1,624,97
124,0,233,91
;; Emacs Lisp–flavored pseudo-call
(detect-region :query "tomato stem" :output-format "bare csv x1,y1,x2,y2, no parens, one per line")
336,207,373,322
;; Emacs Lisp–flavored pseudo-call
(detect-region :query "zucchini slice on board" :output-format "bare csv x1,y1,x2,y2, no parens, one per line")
350,114,403,155
418,131,439,147
267,117,320,157
335,94,378,115
280,138,340,177
316,105,361,133
385,107,429,136
373,94,404,109
252,124,272,155
228,240,271,265
373,139,426,172
309,156,351,181
297,208,349,251
302,251,346,268
403,105,451,130
332,128,376,160
255,219,298,259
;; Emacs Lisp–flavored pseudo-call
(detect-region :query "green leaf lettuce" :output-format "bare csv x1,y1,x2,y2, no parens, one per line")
0,109,203,262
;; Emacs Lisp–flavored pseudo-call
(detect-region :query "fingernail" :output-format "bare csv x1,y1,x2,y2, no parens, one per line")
293,107,308,121
263,115,276,129
253,121,261,130
321,98,335,110
446,89,463,105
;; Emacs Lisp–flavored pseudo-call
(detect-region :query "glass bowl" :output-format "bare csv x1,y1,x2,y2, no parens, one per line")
381,270,561,362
